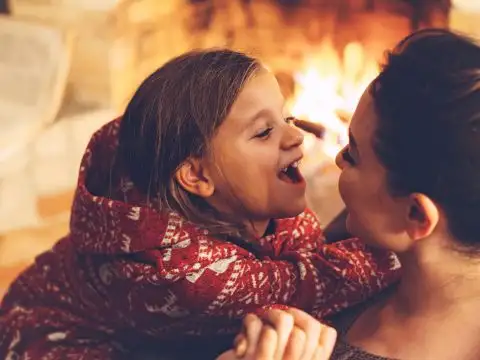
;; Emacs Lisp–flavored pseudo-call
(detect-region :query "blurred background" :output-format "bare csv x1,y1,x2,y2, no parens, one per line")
0,0,476,295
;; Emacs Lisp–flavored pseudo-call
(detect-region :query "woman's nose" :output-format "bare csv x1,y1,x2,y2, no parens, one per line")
280,125,304,150
335,146,347,169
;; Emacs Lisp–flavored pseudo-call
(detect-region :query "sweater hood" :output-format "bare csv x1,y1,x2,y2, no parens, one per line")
69,119,191,255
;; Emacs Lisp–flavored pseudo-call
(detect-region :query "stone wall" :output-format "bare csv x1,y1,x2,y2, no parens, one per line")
10,0,192,111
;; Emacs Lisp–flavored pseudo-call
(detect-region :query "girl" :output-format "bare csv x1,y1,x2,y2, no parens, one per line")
0,49,399,359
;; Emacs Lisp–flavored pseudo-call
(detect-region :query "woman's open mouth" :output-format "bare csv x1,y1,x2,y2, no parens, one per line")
278,160,304,184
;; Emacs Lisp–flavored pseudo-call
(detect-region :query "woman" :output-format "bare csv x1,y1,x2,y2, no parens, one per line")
221,28,480,359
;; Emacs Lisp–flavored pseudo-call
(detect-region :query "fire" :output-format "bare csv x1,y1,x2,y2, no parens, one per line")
287,38,378,173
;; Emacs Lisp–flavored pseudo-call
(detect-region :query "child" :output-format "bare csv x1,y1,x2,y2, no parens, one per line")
0,49,400,359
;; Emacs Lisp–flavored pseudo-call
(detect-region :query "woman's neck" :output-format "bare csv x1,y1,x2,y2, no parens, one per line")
393,238,480,316
347,238,480,359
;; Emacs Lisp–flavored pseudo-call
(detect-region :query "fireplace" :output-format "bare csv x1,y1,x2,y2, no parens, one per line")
2,0,456,232
189,0,450,177
183,0,450,220
8,0,450,112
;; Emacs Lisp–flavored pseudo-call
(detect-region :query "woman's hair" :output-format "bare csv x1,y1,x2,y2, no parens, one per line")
371,29,480,252
117,49,261,238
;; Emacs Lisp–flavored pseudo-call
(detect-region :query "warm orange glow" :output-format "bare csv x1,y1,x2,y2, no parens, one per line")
287,38,378,173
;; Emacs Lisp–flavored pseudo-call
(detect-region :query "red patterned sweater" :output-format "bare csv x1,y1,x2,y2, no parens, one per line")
0,119,401,359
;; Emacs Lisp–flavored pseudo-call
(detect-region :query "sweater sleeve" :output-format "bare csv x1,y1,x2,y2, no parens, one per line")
94,216,400,337
268,208,400,317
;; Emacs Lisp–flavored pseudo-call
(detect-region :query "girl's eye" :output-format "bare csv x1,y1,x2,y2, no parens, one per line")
342,146,356,165
255,127,273,139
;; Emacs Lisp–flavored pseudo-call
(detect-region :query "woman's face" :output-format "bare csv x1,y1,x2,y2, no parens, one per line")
336,88,414,252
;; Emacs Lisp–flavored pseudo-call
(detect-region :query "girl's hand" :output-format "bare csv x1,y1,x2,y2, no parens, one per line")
216,308,337,360
293,119,326,139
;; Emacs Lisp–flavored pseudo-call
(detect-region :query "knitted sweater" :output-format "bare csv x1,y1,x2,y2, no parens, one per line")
0,119,400,359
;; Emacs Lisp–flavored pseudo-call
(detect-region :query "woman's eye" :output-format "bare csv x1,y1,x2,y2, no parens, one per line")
255,127,273,139
342,146,356,165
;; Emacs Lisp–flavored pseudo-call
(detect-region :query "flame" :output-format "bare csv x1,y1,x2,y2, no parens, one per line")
287,38,378,172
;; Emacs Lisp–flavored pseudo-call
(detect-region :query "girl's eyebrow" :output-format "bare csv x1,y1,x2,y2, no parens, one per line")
243,97,285,129
248,109,270,124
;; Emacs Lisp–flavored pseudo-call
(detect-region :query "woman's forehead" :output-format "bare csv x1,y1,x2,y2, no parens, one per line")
350,90,377,145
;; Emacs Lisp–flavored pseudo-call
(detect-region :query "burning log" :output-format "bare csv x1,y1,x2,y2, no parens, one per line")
398,0,451,30
275,71,295,100
336,109,352,124
294,119,326,139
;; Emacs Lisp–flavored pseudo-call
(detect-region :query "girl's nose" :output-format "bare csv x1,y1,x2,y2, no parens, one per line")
280,124,304,150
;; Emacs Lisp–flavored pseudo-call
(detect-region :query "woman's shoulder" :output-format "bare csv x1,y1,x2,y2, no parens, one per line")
328,295,370,336
327,287,398,360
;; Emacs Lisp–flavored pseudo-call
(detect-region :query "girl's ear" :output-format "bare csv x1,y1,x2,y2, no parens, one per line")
175,158,215,198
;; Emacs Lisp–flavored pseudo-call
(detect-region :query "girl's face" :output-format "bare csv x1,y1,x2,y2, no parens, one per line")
206,71,307,232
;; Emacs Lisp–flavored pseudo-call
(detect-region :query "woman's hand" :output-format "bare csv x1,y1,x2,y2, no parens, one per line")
216,308,337,360
293,119,326,139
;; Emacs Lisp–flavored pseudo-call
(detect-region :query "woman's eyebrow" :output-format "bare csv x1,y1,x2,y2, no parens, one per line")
349,129,357,148
349,129,360,158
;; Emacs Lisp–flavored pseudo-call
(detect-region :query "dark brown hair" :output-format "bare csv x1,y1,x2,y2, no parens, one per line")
371,29,480,251
117,49,261,237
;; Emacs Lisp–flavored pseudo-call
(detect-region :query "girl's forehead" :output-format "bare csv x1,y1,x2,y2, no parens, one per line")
224,73,285,130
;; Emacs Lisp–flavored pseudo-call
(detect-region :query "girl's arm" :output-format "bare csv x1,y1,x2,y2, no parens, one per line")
92,228,400,338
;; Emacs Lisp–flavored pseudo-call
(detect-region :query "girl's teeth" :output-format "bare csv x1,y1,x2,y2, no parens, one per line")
282,161,300,172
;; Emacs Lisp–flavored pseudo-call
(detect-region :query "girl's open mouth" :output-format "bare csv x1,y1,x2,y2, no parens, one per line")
278,161,304,184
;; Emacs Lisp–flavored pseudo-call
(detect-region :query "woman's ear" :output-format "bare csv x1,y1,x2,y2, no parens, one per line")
405,193,439,241
175,158,215,198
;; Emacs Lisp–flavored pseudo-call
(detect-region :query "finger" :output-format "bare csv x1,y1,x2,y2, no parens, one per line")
216,349,240,360
293,119,326,138
315,326,337,360
242,314,263,357
255,324,278,360
283,326,307,360
260,310,294,360
234,334,247,358
284,308,322,360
